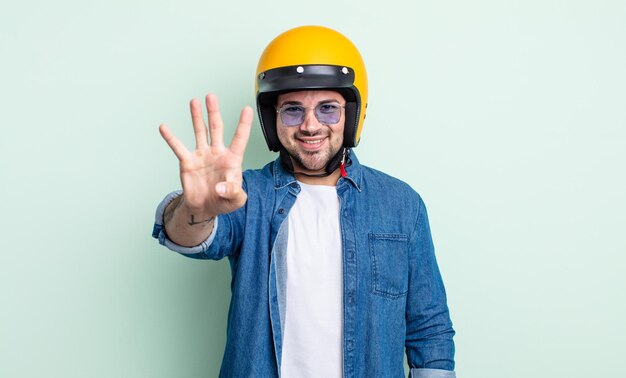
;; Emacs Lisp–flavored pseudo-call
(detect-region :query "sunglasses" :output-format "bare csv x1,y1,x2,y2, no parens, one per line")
276,102,345,126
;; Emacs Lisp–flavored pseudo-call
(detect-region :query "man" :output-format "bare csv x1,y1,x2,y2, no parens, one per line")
153,26,456,377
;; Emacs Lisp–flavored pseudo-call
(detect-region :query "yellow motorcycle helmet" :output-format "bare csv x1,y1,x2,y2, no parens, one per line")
255,25,368,152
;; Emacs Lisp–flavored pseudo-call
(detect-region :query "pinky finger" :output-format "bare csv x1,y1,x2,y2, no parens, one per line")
159,124,190,161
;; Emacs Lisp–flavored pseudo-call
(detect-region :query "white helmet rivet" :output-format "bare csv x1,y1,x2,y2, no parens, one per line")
341,67,349,74
296,66,304,73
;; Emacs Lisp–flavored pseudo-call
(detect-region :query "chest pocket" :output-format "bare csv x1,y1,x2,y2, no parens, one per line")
369,233,409,299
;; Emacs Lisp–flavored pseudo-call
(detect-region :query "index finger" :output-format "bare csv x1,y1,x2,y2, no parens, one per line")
229,106,253,155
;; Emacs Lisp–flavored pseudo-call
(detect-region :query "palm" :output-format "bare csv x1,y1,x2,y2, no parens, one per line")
160,94,253,217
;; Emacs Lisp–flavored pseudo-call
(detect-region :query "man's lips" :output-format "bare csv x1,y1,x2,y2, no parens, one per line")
296,136,327,150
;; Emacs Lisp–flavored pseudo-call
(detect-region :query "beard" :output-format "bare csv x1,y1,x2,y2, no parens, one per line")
289,149,335,172
284,131,343,173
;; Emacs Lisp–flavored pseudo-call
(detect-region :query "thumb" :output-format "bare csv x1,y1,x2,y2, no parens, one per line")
215,182,246,201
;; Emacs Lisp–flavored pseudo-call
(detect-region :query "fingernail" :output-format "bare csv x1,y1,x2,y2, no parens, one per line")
216,183,226,194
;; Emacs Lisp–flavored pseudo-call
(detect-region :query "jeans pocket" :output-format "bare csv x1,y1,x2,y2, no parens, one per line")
369,233,409,299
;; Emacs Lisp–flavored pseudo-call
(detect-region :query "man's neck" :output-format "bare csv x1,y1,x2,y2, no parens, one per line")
294,169,341,186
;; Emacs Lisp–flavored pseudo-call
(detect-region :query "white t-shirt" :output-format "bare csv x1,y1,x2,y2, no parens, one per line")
280,182,343,377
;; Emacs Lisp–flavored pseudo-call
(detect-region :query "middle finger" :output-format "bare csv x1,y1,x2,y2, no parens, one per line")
206,93,225,149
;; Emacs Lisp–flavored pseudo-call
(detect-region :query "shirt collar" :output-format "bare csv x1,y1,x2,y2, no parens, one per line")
272,150,362,191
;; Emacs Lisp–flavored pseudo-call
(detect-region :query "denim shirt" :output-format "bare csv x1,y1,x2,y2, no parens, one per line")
152,153,456,378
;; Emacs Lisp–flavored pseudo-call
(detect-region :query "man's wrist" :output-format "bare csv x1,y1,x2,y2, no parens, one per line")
169,196,216,225
187,214,215,226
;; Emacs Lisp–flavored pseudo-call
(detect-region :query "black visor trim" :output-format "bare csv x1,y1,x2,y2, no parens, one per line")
257,65,355,104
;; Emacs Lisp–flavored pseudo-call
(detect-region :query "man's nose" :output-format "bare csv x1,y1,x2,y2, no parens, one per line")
300,108,320,131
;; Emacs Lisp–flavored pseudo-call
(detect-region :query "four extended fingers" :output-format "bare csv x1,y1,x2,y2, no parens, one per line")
160,94,252,160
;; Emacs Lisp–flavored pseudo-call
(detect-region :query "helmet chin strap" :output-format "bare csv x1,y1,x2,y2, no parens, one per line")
279,147,352,178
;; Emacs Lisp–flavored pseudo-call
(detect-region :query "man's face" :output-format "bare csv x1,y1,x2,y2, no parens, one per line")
276,90,345,174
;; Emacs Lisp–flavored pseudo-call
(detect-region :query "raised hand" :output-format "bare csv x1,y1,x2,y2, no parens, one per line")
159,94,253,243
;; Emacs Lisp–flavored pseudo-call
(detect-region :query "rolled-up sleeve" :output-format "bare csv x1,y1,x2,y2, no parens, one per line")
151,190,219,256
409,368,456,378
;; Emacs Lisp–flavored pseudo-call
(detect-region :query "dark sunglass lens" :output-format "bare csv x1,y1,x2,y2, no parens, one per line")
280,106,304,126
316,104,341,124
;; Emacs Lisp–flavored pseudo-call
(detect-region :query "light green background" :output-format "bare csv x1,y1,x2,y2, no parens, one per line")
1,0,625,377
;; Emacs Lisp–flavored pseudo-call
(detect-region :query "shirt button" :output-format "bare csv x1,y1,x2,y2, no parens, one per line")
348,292,355,304
290,183,298,188
278,208,285,214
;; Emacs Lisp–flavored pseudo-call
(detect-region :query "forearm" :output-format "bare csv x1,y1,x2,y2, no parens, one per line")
406,315,455,371
163,195,216,247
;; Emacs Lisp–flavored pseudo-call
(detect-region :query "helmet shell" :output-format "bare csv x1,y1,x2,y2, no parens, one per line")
255,26,368,151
